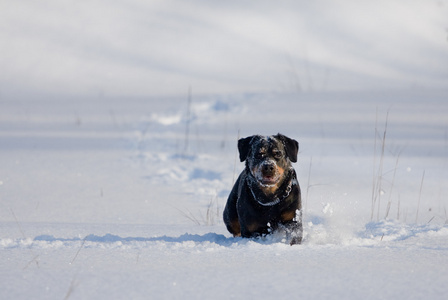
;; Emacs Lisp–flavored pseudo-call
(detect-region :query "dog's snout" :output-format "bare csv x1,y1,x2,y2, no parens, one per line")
262,162,276,174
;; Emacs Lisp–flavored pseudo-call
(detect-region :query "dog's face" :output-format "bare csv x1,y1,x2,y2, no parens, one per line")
238,134,299,189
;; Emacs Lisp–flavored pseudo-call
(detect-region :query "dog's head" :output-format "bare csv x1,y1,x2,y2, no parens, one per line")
238,134,299,188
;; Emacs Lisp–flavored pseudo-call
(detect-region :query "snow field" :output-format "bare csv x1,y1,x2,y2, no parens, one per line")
1,90,447,299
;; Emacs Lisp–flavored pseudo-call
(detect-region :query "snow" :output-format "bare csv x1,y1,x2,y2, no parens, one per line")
2,90,447,300
1,1,448,299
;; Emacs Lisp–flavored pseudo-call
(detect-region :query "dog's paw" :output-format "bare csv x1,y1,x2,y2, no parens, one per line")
289,236,302,246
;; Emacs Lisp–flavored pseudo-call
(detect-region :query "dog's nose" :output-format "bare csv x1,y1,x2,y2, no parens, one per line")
262,162,275,173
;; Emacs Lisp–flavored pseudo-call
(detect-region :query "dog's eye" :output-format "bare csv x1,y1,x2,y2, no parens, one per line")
273,150,283,159
255,152,265,159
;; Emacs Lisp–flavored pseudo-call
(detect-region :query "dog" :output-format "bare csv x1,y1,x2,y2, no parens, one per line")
223,133,302,245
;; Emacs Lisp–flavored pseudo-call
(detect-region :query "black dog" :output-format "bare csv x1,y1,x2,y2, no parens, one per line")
223,133,302,245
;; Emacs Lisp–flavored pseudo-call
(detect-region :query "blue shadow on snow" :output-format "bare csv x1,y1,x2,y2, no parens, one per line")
33,232,287,246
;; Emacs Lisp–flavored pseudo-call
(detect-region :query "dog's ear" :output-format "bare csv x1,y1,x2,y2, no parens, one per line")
238,135,256,162
276,133,299,163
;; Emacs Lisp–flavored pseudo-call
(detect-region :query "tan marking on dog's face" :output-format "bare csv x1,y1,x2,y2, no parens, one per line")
251,164,285,195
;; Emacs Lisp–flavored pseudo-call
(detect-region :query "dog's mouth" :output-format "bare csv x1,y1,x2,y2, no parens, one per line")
253,168,281,186
259,174,278,185
251,160,285,187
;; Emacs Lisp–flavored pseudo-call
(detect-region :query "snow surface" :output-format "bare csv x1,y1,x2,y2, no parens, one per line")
1,91,447,300
1,1,448,300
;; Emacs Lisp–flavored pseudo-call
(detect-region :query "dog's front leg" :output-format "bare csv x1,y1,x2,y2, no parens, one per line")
283,211,303,245
287,221,303,245
240,218,269,238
